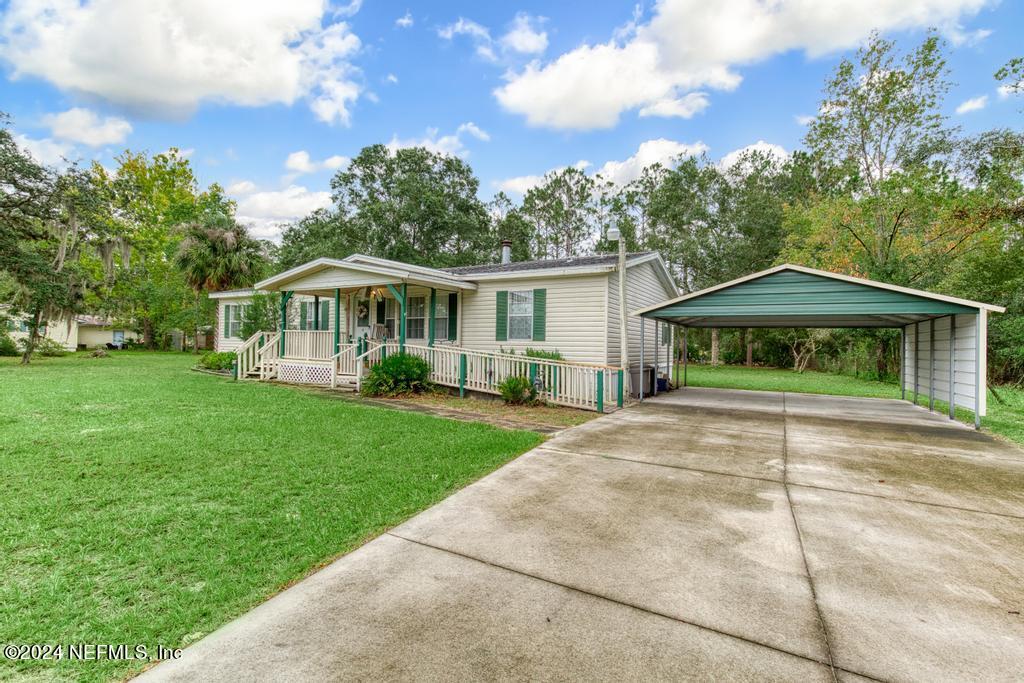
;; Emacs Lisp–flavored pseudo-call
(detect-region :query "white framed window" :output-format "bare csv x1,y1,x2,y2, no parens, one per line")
434,297,449,341
225,304,244,338
508,290,533,340
406,296,425,339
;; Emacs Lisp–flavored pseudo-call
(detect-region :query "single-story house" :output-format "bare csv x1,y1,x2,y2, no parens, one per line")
211,246,679,409
3,309,138,351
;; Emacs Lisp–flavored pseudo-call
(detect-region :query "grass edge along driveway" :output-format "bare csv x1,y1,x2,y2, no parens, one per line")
0,352,543,682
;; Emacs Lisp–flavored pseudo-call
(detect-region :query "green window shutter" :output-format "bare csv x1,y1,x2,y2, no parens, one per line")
223,305,231,337
299,302,307,330
532,288,546,341
376,299,386,326
495,291,508,341
320,300,330,330
448,292,458,340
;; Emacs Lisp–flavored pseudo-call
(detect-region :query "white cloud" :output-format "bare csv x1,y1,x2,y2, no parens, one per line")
235,185,333,240
719,140,789,170
14,133,77,167
997,84,1018,100
494,0,992,131
0,0,364,125
500,14,547,55
284,150,349,175
955,95,988,114
438,17,496,61
395,11,413,28
638,92,710,119
42,107,132,146
795,114,815,126
386,122,490,157
945,25,991,46
386,73,399,84
226,180,257,195
596,139,708,186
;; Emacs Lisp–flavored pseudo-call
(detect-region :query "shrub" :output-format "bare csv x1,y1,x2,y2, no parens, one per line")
524,348,564,361
498,375,537,405
361,353,432,397
199,351,236,372
18,337,67,357
0,331,17,357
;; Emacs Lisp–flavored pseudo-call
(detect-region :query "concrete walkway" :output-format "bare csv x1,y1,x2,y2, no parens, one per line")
140,388,1024,682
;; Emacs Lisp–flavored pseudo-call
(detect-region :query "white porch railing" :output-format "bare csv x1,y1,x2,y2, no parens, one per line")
240,330,624,412
235,331,268,379
383,342,622,412
282,329,334,360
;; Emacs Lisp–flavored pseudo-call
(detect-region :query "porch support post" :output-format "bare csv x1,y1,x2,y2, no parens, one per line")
428,288,436,347
914,322,920,405
596,371,604,413
313,295,320,330
333,288,341,355
385,283,407,353
279,291,293,355
652,321,658,396
948,315,955,419
975,312,982,430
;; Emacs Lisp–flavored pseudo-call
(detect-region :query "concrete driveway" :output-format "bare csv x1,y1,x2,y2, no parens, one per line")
141,388,1024,682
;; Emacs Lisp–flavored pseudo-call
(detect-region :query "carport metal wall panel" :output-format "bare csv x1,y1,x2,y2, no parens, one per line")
904,314,982,415
651,270,975,327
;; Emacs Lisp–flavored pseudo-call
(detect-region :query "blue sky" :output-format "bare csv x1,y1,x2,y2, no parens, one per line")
1,0,1021,239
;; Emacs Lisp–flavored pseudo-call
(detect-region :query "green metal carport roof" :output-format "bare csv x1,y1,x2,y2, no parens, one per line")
633,264,1003,328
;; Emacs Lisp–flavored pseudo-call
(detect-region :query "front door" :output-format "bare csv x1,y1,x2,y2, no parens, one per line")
352,298,372,340
112,330,125,348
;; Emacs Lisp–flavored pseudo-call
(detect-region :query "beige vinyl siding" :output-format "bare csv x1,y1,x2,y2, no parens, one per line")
460,273,609,364
78,326,138,348
7,317,78,351
216,294,338,352
607,261,675,369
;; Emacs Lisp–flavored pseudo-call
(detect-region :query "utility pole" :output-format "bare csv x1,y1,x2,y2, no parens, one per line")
609,225,629,396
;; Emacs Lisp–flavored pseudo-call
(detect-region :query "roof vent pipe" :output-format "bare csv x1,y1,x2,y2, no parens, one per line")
500,239,513,265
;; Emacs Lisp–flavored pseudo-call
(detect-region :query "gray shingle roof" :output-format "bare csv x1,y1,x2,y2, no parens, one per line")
442,252,654,275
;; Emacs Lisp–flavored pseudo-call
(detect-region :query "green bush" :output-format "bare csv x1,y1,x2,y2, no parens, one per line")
18,337,68,358
0,330,17,357
199,351,236,372
361,353,432,397
524,348,564,361
497,375,537,405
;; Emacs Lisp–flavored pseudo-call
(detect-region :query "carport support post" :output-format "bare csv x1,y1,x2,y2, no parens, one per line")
682,326,688,387
914,322,920,405
652,322,658,396
929,318,935,411
948,315,955,419
975,313,982,430
900,326,906,401
639,317,645,401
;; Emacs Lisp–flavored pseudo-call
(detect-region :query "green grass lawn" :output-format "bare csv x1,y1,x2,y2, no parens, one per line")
0,352,542,682
675,363,1024,446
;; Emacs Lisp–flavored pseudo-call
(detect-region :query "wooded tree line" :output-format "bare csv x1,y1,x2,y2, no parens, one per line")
3,33,1021,382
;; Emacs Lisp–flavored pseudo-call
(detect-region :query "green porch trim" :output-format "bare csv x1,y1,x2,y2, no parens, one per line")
313,295,320,330
428,288,436,347
596,371,604,413
459,353,467,397
333,288,341,354
616,369,624,407
279,291,293,355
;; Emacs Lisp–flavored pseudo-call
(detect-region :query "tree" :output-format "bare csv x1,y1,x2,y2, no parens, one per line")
488,192,536,261
175,214,267,350
329,144,492,267
277,209,356,270
995,57,1023,106
521,167,596,258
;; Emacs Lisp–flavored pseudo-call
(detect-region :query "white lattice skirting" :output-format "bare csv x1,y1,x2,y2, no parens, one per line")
278,362,334,386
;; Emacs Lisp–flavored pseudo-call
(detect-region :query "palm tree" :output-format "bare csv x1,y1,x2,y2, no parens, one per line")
175,214,266,351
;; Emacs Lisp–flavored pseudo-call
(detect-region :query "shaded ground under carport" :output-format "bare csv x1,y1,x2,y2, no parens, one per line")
140,388,1024,682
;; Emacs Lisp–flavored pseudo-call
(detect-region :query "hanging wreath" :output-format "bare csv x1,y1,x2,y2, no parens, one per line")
357,303,369,320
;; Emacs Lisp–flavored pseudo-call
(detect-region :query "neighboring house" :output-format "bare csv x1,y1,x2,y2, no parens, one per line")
2,309,138,351
212,248,678,408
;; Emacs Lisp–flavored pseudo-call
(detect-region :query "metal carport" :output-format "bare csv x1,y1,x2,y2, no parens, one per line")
633,264,1005,428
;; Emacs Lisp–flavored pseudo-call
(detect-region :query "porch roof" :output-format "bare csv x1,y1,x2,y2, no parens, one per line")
254,256,476,295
